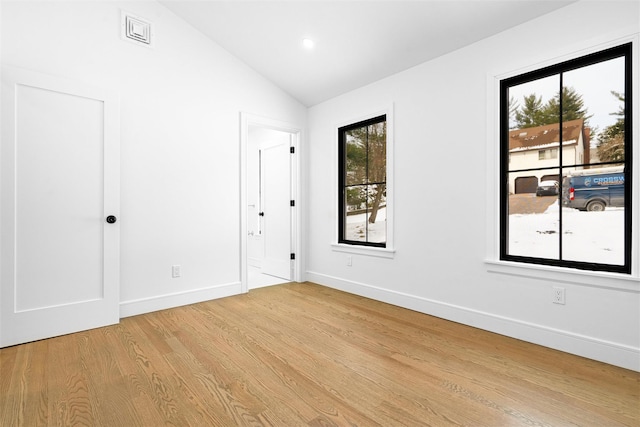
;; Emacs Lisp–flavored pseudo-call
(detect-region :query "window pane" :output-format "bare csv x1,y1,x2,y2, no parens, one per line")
506,75,562,261
507,76,562,185
507,173,559,259
343,184,387,244
561,165,625,265
508,75,559,130
366,184,386,244
345,128,367,186
563,57,626,168
367,122,386,184
344,184,367,242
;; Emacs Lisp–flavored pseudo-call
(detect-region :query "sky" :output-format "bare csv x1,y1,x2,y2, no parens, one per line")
508,56,625,143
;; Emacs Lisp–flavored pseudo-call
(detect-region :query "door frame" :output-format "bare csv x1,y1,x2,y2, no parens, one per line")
240,113,303,292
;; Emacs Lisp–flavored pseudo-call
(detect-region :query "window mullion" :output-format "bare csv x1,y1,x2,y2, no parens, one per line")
365,125,370,243
558,72,564,262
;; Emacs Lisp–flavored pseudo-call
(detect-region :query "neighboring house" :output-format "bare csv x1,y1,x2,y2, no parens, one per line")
508,118,591,193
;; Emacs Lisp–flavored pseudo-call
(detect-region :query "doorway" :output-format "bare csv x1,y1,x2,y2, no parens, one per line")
240,114,301,291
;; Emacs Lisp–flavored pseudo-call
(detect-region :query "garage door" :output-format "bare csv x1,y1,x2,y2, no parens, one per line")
541,174,560,183
515,176,538,194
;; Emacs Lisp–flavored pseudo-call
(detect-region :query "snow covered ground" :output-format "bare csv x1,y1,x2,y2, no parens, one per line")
508,201,624,265
345,207,386,243
344,203,623,265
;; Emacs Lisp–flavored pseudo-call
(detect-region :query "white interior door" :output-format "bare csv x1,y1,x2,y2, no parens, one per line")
260,141,291,280
0,67,120,347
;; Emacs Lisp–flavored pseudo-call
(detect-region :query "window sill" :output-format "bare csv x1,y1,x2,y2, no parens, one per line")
485,259,639,292
332,243,396,259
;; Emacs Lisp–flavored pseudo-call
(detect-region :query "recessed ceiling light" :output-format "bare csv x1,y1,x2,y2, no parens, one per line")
302,38,315,49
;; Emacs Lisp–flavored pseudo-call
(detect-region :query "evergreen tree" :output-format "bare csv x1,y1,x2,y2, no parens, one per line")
514,94,544,128
597,91,625,162
345,132,366,184
513,86,591,129
610,90,625,118
542,86,592,124
508,96,519,129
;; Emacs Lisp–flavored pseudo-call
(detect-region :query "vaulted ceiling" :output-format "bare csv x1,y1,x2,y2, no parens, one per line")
160,1,575,106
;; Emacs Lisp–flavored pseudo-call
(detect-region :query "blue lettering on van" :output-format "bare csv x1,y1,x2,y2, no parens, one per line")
584,177,591,187
592,176,624,186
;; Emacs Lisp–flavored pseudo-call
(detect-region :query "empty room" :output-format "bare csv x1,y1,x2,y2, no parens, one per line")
1,1,639,425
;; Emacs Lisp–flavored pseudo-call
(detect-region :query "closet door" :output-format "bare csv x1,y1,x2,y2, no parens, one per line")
0,67,120,347
261,141,291,280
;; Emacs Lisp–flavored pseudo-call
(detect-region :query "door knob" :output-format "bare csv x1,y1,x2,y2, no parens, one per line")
106,215,117,224
258,212,264,217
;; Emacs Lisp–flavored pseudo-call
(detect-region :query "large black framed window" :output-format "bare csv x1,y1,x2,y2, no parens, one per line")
500,43,632,273
338,115,387,247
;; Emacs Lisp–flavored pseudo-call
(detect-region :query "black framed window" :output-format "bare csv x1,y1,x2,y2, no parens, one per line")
500,43,632,273
338,115,387,247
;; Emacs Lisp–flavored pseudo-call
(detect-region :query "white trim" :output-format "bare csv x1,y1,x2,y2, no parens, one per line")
333,104,395,257
240,113,304,293
306,271,640,372
485,260,639,292
331,243,395,259
119,282,241,318
485,30,640,288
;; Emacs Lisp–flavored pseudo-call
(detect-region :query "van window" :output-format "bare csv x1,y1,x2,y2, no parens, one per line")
500,43,632,273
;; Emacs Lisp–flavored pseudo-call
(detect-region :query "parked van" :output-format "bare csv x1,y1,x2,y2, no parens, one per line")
562,166,625,211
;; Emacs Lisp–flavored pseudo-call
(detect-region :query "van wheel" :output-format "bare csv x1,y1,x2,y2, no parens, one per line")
587,201,606,212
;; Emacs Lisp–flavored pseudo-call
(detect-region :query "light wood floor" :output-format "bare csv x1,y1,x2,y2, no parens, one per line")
1,282,638,426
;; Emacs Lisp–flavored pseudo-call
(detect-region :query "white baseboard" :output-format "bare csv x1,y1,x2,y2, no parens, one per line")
306,271,640,372
119,281,243,318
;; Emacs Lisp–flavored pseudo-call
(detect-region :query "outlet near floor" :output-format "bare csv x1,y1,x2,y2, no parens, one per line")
172,265,181,278
553,286,565,305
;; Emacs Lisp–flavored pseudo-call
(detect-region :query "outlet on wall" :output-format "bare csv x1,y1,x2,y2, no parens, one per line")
553,286,565,305
172,265,181,278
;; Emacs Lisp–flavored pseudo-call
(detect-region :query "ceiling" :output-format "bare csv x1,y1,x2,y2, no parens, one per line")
160,1,575,107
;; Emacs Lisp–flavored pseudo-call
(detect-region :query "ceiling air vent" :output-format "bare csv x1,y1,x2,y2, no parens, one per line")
121,10,154,48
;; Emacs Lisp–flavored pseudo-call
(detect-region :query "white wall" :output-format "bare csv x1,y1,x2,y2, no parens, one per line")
1,1,306,315
306,1,639,370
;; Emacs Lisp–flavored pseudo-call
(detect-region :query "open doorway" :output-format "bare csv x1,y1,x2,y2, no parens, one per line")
240,114,301,291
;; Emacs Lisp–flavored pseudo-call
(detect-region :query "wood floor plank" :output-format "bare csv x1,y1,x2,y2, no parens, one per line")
0,340,49,426
47,333,93,426
1,282,638,426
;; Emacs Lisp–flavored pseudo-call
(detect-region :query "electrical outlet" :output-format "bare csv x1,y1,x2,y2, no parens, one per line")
347,256,352,266
172,265,181,278
553,286,565,305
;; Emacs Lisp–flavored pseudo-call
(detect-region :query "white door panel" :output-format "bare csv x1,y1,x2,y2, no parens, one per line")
1,67,120,346
261,142,291,280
